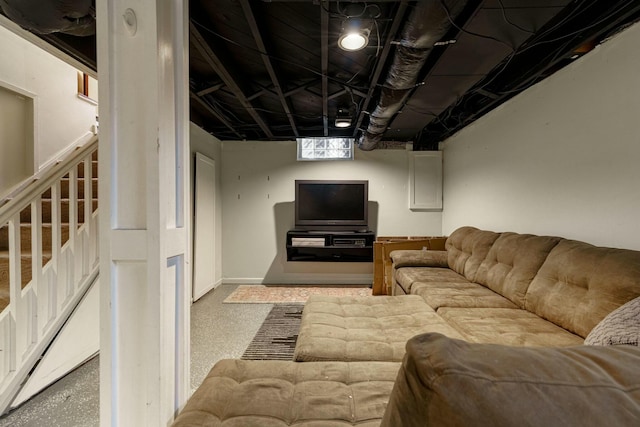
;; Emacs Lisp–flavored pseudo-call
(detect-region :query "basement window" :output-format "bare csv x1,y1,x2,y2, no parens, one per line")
77,72,98,105
297,137,354,161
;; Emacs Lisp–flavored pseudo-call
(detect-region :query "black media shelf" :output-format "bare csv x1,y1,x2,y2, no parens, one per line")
286,230,375,262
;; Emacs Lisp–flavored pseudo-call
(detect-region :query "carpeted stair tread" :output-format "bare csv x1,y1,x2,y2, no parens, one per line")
41,177,98,199
76,160,98,178
0,224,71,251
0,251,54,303
19,199,98,223
1,152,99,308
0,249,53,258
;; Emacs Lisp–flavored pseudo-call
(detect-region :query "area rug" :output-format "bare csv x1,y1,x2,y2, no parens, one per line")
241,304,304,360
223,284,372,304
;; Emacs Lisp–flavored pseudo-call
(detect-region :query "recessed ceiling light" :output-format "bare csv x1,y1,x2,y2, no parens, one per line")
335,109,352,127
335,117,352,128
338,30,369,51
338,16,370,52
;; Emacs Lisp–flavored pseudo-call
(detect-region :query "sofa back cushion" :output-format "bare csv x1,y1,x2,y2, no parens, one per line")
525,239,640,338
381,333,640,427
474,233,561,307
445,227,500,281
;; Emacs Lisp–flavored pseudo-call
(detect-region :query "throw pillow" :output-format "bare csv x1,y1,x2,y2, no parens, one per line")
584,296,640,346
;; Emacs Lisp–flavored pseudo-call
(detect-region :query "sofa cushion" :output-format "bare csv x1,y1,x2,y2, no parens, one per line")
381,333,640,427
293,295,464,362
394,266,466,295
173,359,400,426
474,232,561,307
585,296,640,346
411,281,518,310
525,239,640,338
438,307,583,347
445,226,500,282
388,249,448,268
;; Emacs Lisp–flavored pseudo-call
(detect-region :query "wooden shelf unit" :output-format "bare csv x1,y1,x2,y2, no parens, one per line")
286,230,375,262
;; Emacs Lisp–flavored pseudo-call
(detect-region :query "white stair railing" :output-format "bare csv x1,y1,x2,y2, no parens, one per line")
0,136,99,413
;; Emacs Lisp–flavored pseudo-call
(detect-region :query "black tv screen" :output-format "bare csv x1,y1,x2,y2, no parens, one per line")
295,180,368,230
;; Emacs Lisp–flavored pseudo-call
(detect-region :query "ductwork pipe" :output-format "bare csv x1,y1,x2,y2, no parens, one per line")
358,0,467,150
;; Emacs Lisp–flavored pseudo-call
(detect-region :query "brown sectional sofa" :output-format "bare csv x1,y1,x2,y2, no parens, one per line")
293,226,639,362
173,359,400,426
173,226,640,426
391,226,640,346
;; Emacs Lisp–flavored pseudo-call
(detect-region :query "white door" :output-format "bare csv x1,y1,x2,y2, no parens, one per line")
193,153,216,301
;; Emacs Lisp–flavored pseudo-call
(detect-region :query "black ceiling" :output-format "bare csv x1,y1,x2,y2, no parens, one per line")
2,0,640,150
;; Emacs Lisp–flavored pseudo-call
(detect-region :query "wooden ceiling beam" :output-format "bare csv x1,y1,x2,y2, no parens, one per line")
189,91,244,139
247,88,270,102
239,0,299,137
321,5,329,136
190,21,274,139
196,82,225,97
248,79,321,100
328,89,347,101
283,79,321,98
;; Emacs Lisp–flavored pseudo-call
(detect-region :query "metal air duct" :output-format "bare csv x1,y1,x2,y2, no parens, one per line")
358,0,467,150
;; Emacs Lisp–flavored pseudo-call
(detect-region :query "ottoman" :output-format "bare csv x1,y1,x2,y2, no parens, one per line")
293,295,464,362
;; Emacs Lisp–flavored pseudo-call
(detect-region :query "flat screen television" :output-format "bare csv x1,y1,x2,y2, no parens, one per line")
295,180,369,231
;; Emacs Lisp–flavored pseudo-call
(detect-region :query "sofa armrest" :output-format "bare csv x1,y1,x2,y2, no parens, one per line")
389,249,449,268
382,333,640,426
374,239,436,295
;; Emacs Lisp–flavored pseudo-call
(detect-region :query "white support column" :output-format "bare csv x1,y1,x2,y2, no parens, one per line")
97,1,191,425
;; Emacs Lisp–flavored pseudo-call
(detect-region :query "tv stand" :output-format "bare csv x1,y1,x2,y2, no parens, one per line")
304,229,369,235
286,230,375,262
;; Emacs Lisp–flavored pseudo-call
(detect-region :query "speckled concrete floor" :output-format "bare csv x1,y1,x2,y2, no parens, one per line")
0,284,271,426
190,284,274,390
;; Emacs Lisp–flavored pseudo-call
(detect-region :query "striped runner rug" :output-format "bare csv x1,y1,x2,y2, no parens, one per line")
241,304,304,360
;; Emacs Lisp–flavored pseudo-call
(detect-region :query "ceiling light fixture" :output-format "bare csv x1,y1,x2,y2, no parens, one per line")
338,19,370,51
335,109,352,128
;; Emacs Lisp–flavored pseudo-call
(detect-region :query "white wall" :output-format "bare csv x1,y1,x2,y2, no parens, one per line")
0,24,96,176
0,85,32,195
221,141,442,283
190,123,223,289
441,21,640,250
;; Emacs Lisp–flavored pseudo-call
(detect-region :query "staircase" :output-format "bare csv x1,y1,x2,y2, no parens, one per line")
0,138,99,413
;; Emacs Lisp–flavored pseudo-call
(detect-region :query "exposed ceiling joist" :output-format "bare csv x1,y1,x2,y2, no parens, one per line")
5,0,639,147
415,0,640,149
283,80,320,98
189,21,274,139
320,5,329,137
196,82,225,97
239,0,299,137
247,87,272,102
190,91,243,139
327,89,347,101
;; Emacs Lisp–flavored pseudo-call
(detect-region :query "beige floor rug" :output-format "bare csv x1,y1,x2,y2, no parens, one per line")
223,284,372,304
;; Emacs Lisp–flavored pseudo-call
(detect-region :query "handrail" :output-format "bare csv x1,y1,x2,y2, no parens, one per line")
0,136,98,226
0,136,100,412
